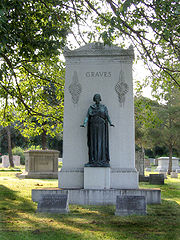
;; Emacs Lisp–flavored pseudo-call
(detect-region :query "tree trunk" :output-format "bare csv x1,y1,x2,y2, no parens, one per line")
42,129,47,150
6,126,14,168
168,145,173,175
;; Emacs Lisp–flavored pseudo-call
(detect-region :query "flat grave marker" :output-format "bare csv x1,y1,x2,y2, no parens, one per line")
37,193,69,214
115,195,146,216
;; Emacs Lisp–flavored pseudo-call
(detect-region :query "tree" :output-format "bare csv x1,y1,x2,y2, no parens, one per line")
134,95,160,150
154,88,180,174
0,0,71,127
135,88,180,174
69,0,180,86
0,0,179,144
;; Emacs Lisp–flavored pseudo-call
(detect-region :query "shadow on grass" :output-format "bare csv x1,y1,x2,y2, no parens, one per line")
0,184,180,240
0,185,88,240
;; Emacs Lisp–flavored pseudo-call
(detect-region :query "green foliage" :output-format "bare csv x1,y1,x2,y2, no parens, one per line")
0,0,70,137
0,0,179,141
88,0,179,87
12,146,25,165
26,145,42,150
135,86,180,162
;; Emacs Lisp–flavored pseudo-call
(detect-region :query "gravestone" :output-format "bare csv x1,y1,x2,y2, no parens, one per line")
144,158,151,171
171,172,178,178
149,174,164,185
115,195,146,216
149,158,155,164
154,158,158,166
2,155,20,168
37,193,69,213
22,150,59,178
59,42,138,189
155,157,180,172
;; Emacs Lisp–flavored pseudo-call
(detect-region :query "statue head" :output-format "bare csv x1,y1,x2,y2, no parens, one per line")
93,94,101,103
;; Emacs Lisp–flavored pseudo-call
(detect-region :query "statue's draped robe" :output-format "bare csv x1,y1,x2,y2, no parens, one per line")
87,104,110,166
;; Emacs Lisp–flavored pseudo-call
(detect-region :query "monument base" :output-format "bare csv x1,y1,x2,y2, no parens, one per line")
32,188,161,205
111,168,138,189
58,167,84,188
84,167,110,189
59,167,139,189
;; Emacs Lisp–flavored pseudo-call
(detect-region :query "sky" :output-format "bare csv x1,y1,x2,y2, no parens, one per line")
133,59,152,99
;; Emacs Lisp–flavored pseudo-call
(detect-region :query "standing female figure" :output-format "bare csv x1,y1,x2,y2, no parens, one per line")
81,94,114,167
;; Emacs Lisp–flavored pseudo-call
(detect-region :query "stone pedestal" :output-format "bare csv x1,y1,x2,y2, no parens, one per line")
84,167,110,189
22,150,59,179
58,43,138,189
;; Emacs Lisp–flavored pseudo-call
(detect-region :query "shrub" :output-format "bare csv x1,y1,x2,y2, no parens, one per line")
12,147,25,165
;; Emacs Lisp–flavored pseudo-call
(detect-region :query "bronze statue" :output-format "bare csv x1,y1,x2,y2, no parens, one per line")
81,94,114,167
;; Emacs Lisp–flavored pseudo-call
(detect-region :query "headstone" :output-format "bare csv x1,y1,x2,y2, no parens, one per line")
37,194,69,213
115,195,146,216
2,155,20,168
135,150,144,179
149,158,155,164
149,174,164,185
144,158,151,171
59,43,138,189
23,150,59,179
155,157,180,172
171,172,178,178
154,158,158,166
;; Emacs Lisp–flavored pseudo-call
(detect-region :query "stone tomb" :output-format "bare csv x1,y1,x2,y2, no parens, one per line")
115,195,146,216
23,150,59,179
155,157,180,172
37,193,69,213
59,42,138,189
2,155,20,168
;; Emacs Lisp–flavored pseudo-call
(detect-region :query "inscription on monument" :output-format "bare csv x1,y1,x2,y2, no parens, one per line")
35,158,53,172
115,195,146,216
37,194,69,213
85,72,111,78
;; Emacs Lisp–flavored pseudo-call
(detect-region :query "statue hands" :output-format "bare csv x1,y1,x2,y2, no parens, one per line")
110,123,115,127
80,124,86,128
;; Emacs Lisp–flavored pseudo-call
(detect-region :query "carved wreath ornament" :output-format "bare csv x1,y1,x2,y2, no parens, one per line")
69,71,82,104
115,71,129,107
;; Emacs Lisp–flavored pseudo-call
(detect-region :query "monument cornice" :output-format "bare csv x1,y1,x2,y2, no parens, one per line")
64,42,134,59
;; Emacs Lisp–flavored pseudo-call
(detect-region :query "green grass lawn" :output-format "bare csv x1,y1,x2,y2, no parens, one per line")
0,171,180,240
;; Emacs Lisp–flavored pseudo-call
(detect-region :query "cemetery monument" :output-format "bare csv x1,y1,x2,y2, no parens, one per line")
32,43,161,208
